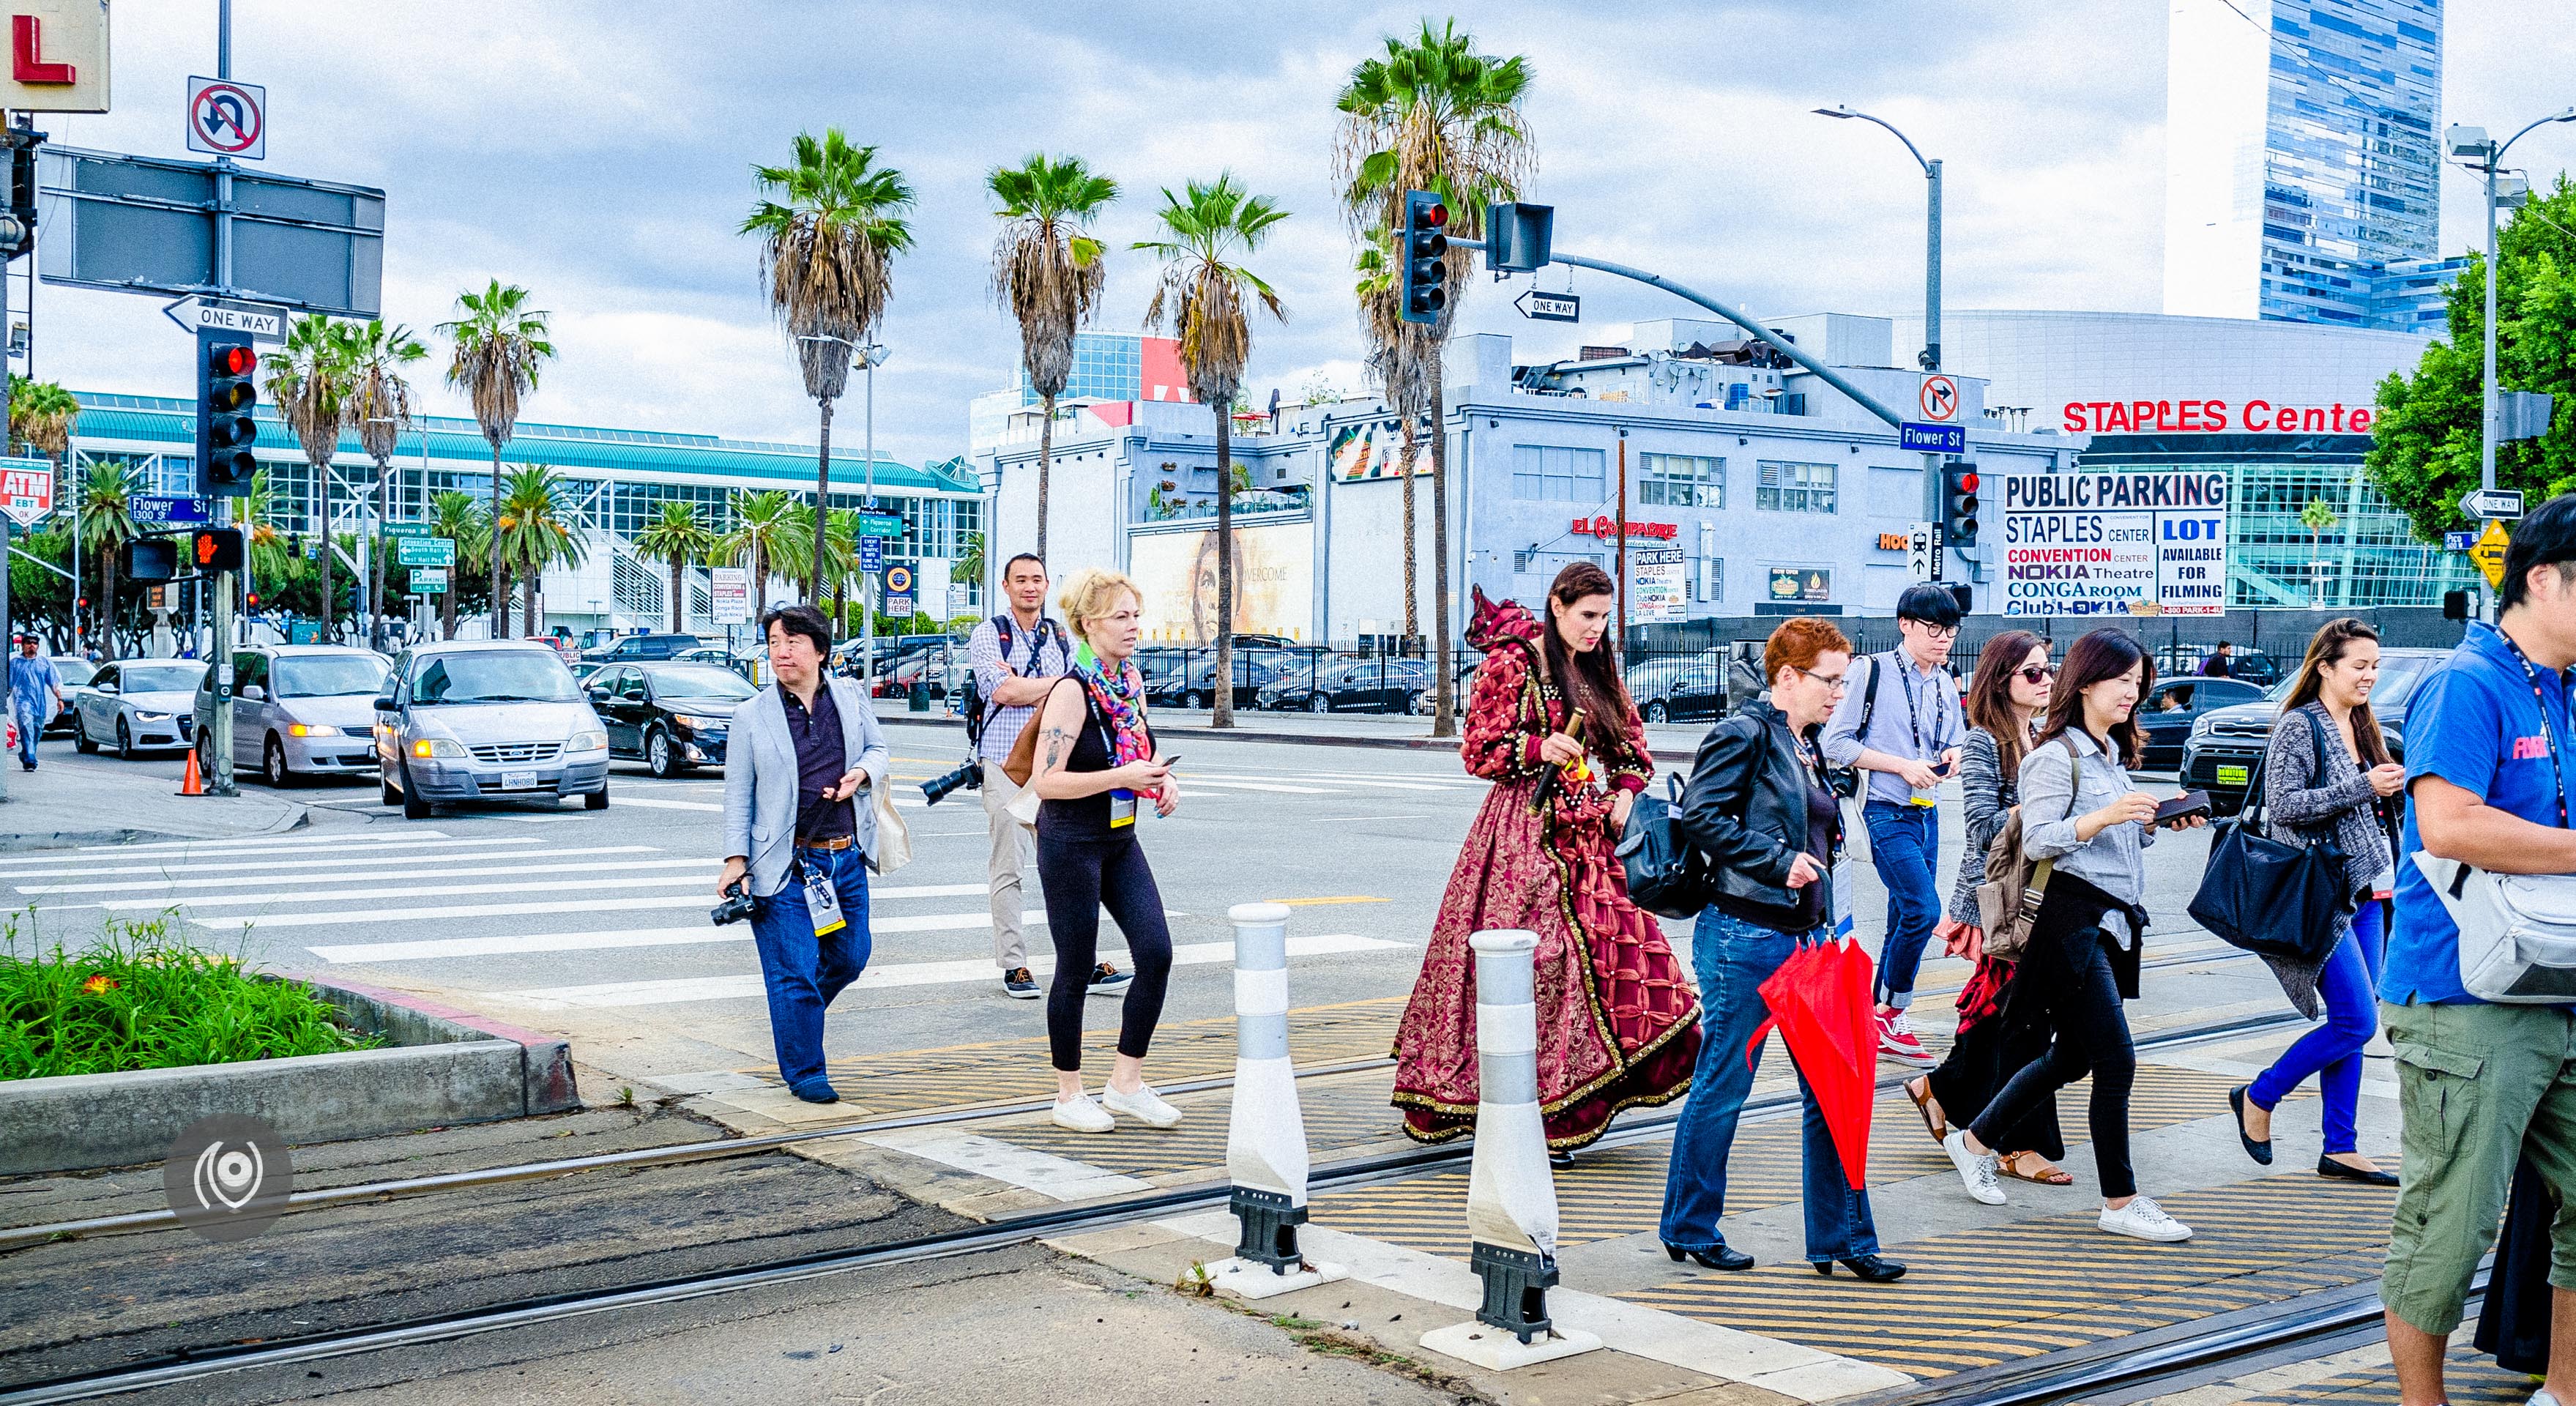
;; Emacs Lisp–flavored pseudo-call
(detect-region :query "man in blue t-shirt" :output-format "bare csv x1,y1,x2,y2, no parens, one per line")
2380,494,2576,1406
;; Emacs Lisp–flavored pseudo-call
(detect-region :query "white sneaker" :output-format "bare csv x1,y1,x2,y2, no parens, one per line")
2099,1195,2192,1242
2530,1390,2564,1406
1100,1082,1183,1128
1943,1129,2006,1205
1051,1093,1114,1133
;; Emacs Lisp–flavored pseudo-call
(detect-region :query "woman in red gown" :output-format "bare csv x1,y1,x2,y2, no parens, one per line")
1392,565,1702,1152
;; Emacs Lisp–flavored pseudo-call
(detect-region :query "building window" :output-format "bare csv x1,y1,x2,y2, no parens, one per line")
1511,445,1606,503
1514,548,1603,587
1756,460,1837,514
1639,453,1722,507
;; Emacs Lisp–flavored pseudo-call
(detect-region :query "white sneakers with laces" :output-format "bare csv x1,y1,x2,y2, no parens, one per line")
2099,1195,2192,1241
1101,1082,1183,1128
1942,1130,2006,1205
1050,1093,1114,1133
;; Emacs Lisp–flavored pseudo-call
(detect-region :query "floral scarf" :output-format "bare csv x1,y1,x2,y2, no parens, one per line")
1077,655,1152,767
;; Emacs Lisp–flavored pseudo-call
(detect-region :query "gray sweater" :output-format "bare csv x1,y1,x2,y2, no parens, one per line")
2254,701,2398,1018
2018,726,2154,907
1946,726,2019,927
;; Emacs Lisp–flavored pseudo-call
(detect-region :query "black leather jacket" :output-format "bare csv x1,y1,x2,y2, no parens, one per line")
1680,697,1839,929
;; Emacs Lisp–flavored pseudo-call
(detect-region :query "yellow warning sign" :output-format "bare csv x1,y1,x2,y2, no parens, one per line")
2474,519,2512,589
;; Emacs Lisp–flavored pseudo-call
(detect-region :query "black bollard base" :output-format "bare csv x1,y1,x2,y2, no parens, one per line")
1229,1186,1306,1274
1470,1242,1558,1344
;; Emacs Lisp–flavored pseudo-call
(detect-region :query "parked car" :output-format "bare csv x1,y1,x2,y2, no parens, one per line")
43,655,95,734
1257,656,1432,713
2134,675,2269,770
71,658,209,758
872,649,969,699
579,633,705,665
1147,655,1292,711
587,661,759,776
1626,656,1731,725
193,645,392,786
2179,647,2445,814
375,641,611,818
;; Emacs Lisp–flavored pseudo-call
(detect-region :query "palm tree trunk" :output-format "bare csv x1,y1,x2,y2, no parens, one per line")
314,461,334,644
100,549,119,661
809,400,833,603
1036,391,1055,564
1398,419,1419,644
441,569,457,640
489,443,507,639
523,567,538,639
1429,362,1453,738
1213,412,1235,730
753,544,770,619
670,557,685,635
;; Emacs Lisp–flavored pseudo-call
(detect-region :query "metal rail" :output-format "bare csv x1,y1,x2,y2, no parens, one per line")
0,1010,2307,1403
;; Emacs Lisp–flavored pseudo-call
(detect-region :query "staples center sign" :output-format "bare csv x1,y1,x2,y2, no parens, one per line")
2062,398,2375,435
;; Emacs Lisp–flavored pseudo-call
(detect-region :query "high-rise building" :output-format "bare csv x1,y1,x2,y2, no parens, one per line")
2164,0,2462,332
967,331,1191,453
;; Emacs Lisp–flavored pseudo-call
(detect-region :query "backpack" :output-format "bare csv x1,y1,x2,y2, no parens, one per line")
964,614,1068,748
1615,773,1710,919
1974,735,2082,961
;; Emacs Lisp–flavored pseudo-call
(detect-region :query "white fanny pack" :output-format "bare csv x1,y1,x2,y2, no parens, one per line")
2414,849,2576,1003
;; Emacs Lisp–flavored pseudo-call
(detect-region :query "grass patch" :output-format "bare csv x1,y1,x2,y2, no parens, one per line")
0,910,381,1080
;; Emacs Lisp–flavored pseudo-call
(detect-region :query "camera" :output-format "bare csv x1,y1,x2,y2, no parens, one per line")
711,880,756,926
921,757,984,806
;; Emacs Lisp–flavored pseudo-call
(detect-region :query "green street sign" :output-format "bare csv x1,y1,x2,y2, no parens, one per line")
396,536,456,567
381,521,431,539
857,513,904,538
410,566,450,594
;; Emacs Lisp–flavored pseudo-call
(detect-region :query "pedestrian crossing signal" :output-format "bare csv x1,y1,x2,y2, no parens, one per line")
191,527,245,573
197,336,260,498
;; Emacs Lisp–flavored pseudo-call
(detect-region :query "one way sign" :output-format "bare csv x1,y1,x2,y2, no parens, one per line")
163,295,287,344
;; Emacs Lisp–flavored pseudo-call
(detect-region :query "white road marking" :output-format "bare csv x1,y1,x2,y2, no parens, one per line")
610,792,929,812
857,1131,1150,1200
63,828,453,855
306,903,1032,964
226,881,997,937
99,871,725,910
0,837,614,879
1172,778,1336,795
17,855,707,896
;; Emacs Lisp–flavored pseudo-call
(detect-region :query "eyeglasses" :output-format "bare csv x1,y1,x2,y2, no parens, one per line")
1794,666,1850,691
2018,666,2057,684
1907,622,1960,641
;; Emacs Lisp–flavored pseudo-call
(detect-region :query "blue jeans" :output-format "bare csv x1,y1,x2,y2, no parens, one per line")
1659,908,1881,1262
11,698,38,766
748,845,874,1090
1864,801,1940,1008
2249,898,2386,1155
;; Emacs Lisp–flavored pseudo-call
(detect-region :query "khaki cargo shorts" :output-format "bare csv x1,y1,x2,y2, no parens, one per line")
2381,998,2576,1336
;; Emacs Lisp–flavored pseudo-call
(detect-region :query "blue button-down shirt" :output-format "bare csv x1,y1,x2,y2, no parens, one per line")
1820,648,1962,806
8,652,61,715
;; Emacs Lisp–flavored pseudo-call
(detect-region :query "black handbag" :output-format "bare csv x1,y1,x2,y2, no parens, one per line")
2187,708,2349,963
1616,773,1710,920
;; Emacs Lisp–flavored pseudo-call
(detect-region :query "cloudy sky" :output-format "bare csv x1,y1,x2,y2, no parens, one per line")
33,1,2575,466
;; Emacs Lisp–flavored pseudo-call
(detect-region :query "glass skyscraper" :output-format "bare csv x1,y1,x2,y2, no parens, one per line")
2164,0,2461,332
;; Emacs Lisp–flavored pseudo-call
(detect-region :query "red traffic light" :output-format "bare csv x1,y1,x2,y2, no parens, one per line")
1957,472,1979,493
1421,201,1448,228
212,344,257,376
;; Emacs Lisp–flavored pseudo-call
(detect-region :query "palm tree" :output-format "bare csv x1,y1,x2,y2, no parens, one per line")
264,316,351,643
336,320,428,650
742,129,915,603
492,464,588,639
1352,229,1428,641
2299,498,2342,608
822,505,864,633
426,489,488,639
1336,20,1533,734
439,280,556,637
242,469,294,584
635,499,718,635
75,461,135,658
719,489,797,620
988,152,1118,562
954,529,986,617
8,375,78,474
1135,174,1288,730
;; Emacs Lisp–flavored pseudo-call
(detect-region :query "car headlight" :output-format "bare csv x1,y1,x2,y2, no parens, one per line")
134,711,172,723
288,723,341,737
567,729,608,753
674,714,726,732
2190,715,2216,738
411,737,468,758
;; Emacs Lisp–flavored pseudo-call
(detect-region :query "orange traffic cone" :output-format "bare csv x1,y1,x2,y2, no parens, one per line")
177,748,204,797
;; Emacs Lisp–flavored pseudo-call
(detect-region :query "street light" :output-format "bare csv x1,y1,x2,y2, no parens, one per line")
2447,107,2576,505
1814,105,1941,373
797,334,890,684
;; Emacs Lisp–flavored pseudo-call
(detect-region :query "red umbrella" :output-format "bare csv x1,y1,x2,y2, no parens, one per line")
1743,939,1878,1189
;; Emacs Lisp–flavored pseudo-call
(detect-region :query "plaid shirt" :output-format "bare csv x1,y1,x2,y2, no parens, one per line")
967,613,1071,766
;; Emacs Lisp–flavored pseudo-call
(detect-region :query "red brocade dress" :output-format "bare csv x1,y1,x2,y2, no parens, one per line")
1391,593,1702,1150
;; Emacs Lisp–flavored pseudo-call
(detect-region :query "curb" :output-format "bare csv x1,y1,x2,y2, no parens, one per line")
870,712,1466,752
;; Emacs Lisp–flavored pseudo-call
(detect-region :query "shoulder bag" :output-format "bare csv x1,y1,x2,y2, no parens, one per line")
1975,736,2082,961
2416,854,2576,1003
1615,773,1710,919
870,777,914,874
1832,653,1886,863
2186,708,2347,964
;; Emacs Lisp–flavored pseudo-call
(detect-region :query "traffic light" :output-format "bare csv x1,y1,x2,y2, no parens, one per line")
196,336,261,498
1941,461,1981,550
190,527,245,573
1399,190,1449,326
119,538,178,582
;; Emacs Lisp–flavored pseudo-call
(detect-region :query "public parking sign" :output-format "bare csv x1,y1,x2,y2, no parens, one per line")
186,77,266,160
1,458,53,526
408,566,449,595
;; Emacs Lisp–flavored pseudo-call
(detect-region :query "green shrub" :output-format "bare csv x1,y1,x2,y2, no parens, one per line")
0,912,381,1080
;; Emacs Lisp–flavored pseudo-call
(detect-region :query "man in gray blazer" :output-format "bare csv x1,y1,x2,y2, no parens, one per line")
721,603,890,1103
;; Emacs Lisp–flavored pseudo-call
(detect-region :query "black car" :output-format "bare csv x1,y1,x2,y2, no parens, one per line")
2135,676,2269,770
586,661,759,776
1626,657,1731,726
2179,647,2446,814
1257,656,1431,713
1147,655,1292,711
581,633,707,665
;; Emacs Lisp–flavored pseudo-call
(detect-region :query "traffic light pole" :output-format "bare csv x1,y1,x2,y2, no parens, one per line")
206,500,239,797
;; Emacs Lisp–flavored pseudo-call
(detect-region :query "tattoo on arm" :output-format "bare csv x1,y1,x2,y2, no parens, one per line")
1041,726,1070,772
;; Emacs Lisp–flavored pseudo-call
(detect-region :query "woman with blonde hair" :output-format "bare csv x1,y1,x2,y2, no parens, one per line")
1029,568,1181,1133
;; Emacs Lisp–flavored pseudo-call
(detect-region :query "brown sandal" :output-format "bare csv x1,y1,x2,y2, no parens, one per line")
1904,1079,1948,1144
1998,1151,2074,1185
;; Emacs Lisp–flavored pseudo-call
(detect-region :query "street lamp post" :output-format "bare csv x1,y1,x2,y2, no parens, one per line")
1817,103,1948,538
795,335,888,685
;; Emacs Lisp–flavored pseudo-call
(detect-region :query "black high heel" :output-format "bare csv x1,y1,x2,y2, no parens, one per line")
1664,1241,1754,1271
1815,1254,1907,1283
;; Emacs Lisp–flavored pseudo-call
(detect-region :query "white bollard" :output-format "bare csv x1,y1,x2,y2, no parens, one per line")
1204,901,1348,1300
1419,928,1604,1370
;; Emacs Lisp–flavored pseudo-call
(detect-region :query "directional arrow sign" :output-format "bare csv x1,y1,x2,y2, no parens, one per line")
1514,289,1580,323
161,295,287,344
2463,488,2525,520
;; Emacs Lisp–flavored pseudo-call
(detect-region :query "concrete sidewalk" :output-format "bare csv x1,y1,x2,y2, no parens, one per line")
0,752,310,848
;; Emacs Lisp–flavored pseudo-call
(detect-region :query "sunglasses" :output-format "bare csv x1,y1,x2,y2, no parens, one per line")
2017,666,2057,684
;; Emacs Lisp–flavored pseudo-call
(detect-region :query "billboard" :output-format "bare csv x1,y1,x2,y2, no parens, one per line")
1328,420,1427,482
1999,471,2229,617
1129,521,1314,643
1628,548,1689,623
1767,567,1832,603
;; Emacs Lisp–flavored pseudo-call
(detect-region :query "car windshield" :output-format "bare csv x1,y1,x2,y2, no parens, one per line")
411,651,578,704
53,658,95,685
2258,654,2439,708
647,665,756,699
123,663,204,693
275,655,391,698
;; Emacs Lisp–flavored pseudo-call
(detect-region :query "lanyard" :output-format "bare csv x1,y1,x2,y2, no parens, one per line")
1886,650,1946,758
2496,630,2572,830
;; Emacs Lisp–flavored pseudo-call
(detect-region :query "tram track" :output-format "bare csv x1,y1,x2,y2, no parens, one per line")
0,1007,2312,1405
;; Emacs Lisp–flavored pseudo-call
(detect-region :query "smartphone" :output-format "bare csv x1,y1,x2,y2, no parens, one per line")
2155,790,2214,825
1155,753,1181,768
1931,759,1955,778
